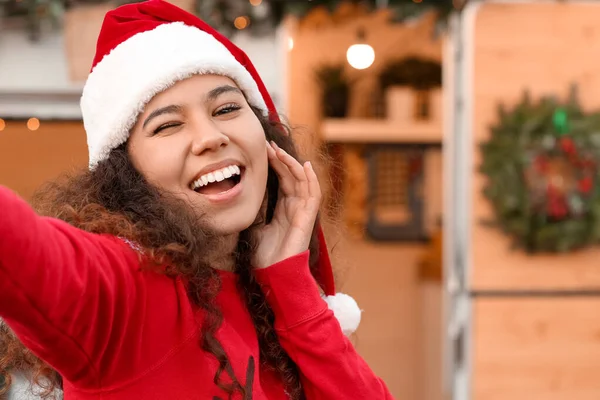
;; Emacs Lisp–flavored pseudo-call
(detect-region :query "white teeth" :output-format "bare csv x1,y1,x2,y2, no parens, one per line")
190,164,242,190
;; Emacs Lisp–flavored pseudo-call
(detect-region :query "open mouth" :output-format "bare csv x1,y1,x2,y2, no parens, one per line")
190,164,243,195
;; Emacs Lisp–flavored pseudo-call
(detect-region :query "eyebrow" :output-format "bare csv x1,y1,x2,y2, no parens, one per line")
206,85,243,102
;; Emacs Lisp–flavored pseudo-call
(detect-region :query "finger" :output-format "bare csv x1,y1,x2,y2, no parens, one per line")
271,142,309,199
266,140,276,157
266,141,295,195
272,142,308,184
303,162,321,217
304,161,322,203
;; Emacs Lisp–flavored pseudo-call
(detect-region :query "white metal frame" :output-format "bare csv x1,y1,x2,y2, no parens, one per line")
442,4,477,398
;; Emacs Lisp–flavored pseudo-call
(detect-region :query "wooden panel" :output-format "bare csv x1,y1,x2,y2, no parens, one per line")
340,240,425,400
473,298,600,400
63,4,112,82
470,2,600,290
321,119,442,144
0,120,87,200
419,283,443,400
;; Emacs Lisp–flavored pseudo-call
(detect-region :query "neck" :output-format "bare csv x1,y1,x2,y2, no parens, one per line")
209,233,239,272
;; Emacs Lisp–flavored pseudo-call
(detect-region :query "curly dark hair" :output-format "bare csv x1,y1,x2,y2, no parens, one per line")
0,108,335,400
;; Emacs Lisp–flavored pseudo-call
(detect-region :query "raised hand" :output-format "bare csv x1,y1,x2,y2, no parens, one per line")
253,141,321,269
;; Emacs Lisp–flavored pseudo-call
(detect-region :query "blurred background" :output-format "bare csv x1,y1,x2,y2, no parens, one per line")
3,0,600,399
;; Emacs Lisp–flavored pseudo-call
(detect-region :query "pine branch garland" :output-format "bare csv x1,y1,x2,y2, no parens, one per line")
2,0,456,41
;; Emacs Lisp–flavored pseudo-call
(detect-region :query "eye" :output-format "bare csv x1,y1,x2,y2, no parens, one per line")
152,122,181,135
214,103,242,116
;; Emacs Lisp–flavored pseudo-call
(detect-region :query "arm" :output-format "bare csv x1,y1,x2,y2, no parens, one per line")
254,251,394,400
0,186,143,387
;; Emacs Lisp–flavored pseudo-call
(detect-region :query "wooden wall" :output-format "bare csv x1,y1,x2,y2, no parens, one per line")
469,2,600,398
0,120,87,200
473,298,600,400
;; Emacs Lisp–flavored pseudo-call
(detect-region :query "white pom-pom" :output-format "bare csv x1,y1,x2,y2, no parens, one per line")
323,293,362,336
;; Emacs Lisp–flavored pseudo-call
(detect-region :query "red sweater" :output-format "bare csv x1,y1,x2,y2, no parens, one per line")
0,186,393,400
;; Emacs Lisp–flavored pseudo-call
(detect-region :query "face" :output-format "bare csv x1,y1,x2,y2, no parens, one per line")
128,74,268,235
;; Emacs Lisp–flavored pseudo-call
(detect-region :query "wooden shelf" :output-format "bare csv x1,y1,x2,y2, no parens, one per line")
321,118,442,144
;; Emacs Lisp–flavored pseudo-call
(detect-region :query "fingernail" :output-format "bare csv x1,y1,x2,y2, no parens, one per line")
271,141,279,149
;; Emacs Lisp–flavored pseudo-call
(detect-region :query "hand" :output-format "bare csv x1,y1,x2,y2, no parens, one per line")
253,141,321,269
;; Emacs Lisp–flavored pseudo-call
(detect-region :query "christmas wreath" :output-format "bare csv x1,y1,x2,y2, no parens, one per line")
480,89,600,253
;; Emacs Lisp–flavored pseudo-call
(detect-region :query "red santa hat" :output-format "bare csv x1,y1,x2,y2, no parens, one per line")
81,0,360,335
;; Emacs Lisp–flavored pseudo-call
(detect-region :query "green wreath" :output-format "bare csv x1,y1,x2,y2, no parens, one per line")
480,88,600,253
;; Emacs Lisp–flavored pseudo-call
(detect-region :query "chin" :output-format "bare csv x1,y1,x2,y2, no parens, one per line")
184,169,267,235
209,208,261,236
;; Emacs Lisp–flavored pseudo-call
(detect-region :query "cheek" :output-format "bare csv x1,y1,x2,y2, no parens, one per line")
251,135,269,180
130,141,184,190
242,123,268,168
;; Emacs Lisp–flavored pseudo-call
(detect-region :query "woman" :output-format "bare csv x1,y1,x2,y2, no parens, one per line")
0,1,393,399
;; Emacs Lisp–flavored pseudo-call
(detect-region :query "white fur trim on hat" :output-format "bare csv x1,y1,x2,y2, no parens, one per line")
323,293,362,336
81,21,268,169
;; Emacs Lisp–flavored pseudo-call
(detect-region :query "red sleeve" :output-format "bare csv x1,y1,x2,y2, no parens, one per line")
254,251,394,400
0,186,144,387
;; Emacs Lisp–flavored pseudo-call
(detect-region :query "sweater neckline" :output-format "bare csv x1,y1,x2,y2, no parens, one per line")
216,269,238,290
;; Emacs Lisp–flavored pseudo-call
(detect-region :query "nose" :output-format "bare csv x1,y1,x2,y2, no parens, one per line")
190,120,230,155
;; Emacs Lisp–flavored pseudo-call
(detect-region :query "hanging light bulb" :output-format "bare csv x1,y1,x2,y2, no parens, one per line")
346,28,375,70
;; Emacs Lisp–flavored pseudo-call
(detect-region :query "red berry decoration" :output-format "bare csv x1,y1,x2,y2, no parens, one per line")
559,137,576,155
534,155,549,173
578,176,594,195
582,158,596,171
546,184,569,219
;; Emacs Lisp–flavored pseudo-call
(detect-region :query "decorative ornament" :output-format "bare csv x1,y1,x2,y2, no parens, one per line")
552,108,570,136
480,89,600,253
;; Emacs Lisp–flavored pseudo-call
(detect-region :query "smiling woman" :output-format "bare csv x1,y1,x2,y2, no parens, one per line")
0,1,392,399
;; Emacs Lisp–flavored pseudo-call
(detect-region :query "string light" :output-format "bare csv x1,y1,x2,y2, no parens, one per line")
234,16,250,30
27,117,40,131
